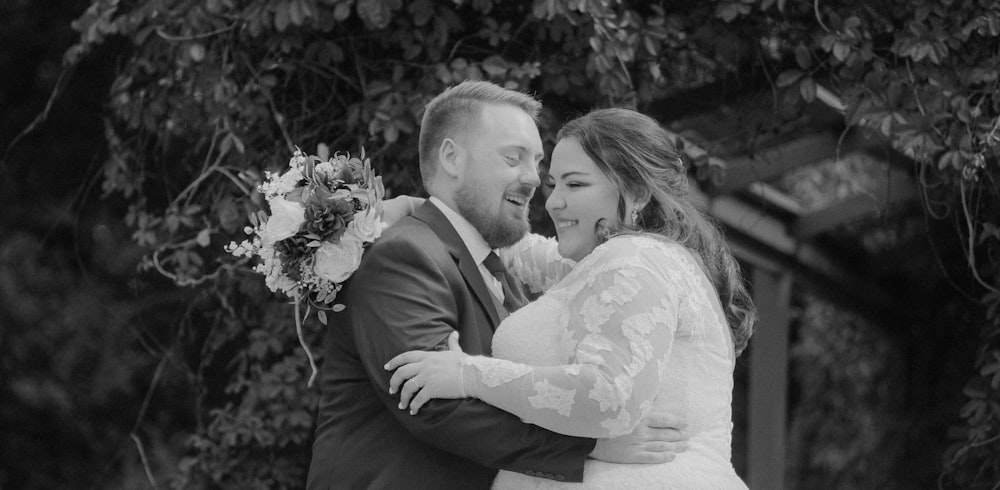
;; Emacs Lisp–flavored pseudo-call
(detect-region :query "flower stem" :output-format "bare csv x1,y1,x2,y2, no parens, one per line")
295,298,319,387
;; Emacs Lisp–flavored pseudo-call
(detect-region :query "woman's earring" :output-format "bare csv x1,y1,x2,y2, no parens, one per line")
630,207,640,227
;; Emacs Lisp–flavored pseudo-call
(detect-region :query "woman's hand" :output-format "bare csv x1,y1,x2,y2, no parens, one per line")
381,196,424,226
385,331,467,414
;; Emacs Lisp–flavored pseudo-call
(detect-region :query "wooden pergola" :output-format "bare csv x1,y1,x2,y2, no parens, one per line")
657,87,922,489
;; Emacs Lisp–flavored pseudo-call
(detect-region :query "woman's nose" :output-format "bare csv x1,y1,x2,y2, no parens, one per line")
545,189,565,211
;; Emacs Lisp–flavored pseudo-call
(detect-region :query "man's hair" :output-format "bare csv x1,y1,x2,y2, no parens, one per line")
418,80,542,189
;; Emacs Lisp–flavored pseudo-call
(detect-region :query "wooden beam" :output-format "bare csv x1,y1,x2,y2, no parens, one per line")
714,133,841,193
791,184,918,239
689,184,907,324
748,268,793,490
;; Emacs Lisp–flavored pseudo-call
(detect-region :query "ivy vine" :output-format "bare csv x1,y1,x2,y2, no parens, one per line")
45,0,1000,487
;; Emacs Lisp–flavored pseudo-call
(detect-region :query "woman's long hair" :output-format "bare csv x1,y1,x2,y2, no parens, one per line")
557,108,756,355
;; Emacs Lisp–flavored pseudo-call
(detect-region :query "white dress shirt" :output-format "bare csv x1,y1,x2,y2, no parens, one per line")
428,196,505,302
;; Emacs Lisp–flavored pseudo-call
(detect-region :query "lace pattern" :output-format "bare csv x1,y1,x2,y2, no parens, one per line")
500,234,575,294
461,356,531,387
486,234,746,489
462,235,682,438
528,380,576,416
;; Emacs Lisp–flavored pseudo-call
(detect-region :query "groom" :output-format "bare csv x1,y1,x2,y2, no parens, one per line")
306,81,680,489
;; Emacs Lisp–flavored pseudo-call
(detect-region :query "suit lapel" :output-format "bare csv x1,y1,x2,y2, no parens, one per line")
412,202,502,330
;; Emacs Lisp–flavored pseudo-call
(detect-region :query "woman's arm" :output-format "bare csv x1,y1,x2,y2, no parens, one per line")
382,196,424,227
499,234,575,294
388,239,683,439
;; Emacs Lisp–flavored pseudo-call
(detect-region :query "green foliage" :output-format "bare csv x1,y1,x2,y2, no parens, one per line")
63,2,741,485
60,0,1000,486
788,295,909,489
714,1,1000,486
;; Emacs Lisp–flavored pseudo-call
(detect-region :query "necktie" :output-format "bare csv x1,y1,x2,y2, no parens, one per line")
482,252,528,316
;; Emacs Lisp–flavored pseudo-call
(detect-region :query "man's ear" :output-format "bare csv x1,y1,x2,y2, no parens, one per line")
437,137,464,178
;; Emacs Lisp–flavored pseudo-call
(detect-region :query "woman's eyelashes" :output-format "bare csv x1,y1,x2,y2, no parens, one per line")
543,178,586,190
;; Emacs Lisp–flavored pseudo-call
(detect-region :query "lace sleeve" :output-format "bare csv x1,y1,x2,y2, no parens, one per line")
461,239,681,438
499,234,575,294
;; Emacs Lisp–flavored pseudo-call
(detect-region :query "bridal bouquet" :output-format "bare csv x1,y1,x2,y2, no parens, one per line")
226,146,385,385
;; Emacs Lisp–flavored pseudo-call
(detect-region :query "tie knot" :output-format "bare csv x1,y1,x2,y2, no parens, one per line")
483,252,506,274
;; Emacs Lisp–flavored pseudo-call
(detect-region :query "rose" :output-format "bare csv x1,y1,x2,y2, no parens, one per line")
274,167,304,193
262,197,305,244
346,208,385,242
313,234,364,283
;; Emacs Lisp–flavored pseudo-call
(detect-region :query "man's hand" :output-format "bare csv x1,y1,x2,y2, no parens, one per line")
590,411,689,464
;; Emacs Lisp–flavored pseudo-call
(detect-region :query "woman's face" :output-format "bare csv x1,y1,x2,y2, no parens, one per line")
545,137,628,261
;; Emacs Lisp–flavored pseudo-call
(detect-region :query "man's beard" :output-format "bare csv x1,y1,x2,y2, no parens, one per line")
455,180,531,249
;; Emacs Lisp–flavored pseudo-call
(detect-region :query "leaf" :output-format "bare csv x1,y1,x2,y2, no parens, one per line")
231,135,245,154
384,123,399,143
196,229,211,247
775,69,803,88
189,44,206,62
715,2,746,23
259,74,277,87
794,45,811,69
366,81,392,97
980,353,1000,389
289,0,303,26
403,43,422,60
979,223,1000,244
333,2,351,21
879,115,893,137
644,35,658,56
317,310,327,325
332,304,346,312
481,55,508,77
166,214,180,233
274,1,290,31
845,97,873,126
799,77,816,102
219,133,233,155
408,0,434,26
589,36,602,53
357,0,393,30
648,63,662,82
832,42,850,62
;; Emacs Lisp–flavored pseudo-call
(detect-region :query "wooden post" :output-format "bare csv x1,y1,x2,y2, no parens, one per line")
747,268,793,490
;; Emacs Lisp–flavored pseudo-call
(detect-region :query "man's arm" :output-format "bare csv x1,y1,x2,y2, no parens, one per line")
350,236,594,482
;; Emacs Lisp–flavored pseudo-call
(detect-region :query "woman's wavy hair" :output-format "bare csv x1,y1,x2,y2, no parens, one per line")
556,108,756,355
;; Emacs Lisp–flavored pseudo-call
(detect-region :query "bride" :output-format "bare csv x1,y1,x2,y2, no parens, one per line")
386,108,755,489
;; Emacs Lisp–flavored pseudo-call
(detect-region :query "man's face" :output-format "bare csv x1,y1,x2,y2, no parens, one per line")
454,104,543,248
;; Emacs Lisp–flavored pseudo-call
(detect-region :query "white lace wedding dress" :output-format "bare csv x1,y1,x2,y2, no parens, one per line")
460,233,746,489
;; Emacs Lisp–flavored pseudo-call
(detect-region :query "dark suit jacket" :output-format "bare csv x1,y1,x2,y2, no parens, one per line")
306,201,595,490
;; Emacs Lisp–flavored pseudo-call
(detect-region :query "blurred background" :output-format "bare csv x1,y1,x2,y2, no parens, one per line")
2,0,998,488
